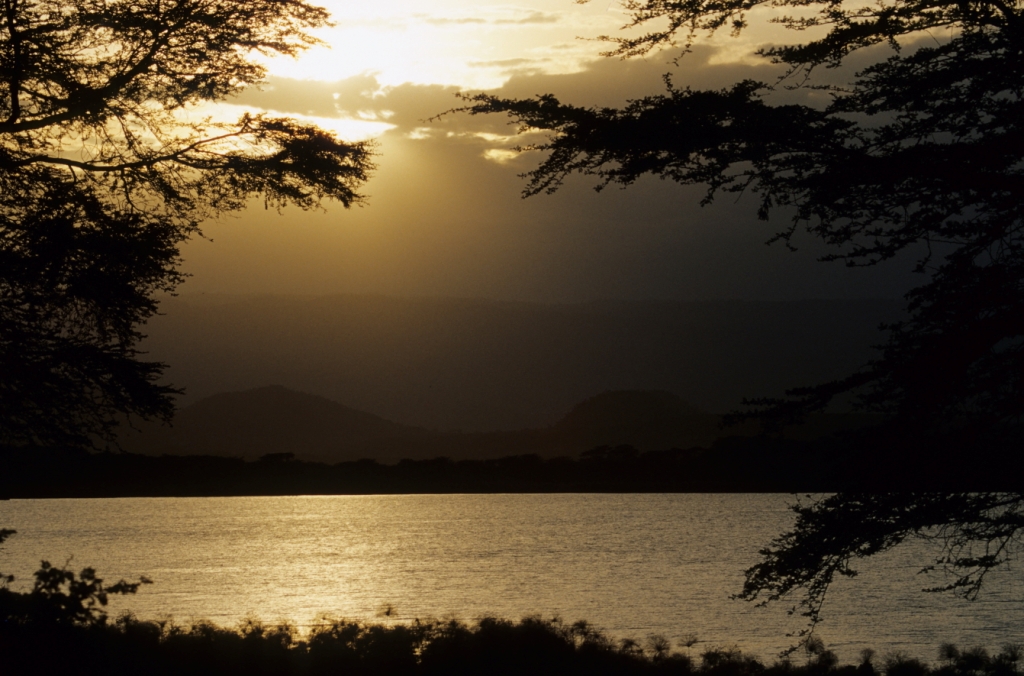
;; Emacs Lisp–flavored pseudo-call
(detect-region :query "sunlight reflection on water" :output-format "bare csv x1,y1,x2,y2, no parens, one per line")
1,494,1020,662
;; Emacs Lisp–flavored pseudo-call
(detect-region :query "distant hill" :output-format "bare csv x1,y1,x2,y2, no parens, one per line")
547,390,721,451
120,386,878,463
120,385,432,461
140,294,904,431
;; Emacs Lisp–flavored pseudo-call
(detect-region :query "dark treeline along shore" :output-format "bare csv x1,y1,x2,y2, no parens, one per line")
116,387,886,464
6,431,1021,499
2,569,1023,676
7,386,991,499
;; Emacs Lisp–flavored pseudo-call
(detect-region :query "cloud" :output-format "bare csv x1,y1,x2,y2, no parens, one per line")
419,16,487,25
226,44,834,165
228,41,846,148
482,148,520,163
182,44,920,308
415,10,560,26
468,58,542,68
229,73,384,118
494,11,561,25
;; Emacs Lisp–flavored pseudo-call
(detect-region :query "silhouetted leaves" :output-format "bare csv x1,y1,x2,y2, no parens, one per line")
0,551,150,627
459,0,1024,451
458,0,1024,641
0,0,375,452
737,494,1024,648
3,589,1023,676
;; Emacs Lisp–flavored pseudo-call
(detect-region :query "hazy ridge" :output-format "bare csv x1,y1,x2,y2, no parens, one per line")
119,386,880,463
141,294,904,432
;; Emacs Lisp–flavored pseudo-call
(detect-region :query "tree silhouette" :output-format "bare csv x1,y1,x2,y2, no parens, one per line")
0,0,374,451
737,493,1024,647
461,0,1023,450
459,0,1023,635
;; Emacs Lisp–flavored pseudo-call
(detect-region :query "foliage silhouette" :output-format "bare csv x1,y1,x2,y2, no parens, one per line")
2,588,1023,676
0,527,14,589
736,493,1024,647
456,0,1024,640
458,0,1024,450
0,0,374,453
2,529,1021,673
0,560,150,626
0,530,149,631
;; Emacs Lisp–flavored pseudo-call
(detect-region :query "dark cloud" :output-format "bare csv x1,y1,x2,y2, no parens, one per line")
232,46,777,134
229,37,905,134
182,46,921,305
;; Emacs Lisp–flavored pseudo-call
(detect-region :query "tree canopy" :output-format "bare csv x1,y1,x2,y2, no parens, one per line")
459,0,1024,639
737,492,1024,647
0,0,375,451
461,0,1023,451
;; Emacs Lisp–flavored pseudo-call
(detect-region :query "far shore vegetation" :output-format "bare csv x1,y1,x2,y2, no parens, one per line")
5,436,1020,500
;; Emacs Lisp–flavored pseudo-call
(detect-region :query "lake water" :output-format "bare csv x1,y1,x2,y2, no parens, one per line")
1,494,1020,662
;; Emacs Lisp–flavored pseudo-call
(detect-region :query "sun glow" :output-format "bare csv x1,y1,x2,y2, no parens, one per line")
203,1,821,146
261,0,630,89
194,102,395,143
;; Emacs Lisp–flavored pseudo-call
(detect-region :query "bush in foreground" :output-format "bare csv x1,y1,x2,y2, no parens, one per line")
3,610,1022,676
1,558,1021,675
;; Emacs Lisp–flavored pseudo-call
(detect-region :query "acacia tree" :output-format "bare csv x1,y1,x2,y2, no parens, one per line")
0,0,374,451
463,0,1023,449
738,492,1024,646
460,0,1024,640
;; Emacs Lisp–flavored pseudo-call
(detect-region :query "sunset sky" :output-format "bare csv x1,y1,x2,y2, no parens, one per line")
178,0,918,303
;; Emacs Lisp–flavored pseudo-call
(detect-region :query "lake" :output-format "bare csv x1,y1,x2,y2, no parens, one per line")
1,494,1020,662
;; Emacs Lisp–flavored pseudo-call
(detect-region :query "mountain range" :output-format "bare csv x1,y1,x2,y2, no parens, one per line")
139,294,904,432
119,385,877,463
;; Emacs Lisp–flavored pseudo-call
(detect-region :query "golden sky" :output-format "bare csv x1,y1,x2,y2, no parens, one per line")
218,0,642,141
267,0,629,88
178,1,913,303
236,0,803,140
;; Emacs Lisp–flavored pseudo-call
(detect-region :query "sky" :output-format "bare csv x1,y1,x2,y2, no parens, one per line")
177,0,920,303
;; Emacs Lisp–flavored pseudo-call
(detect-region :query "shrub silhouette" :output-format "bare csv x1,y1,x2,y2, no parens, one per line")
1,566,1021,676
885,653,931,676
935,645,1024,676
0,559,149,626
